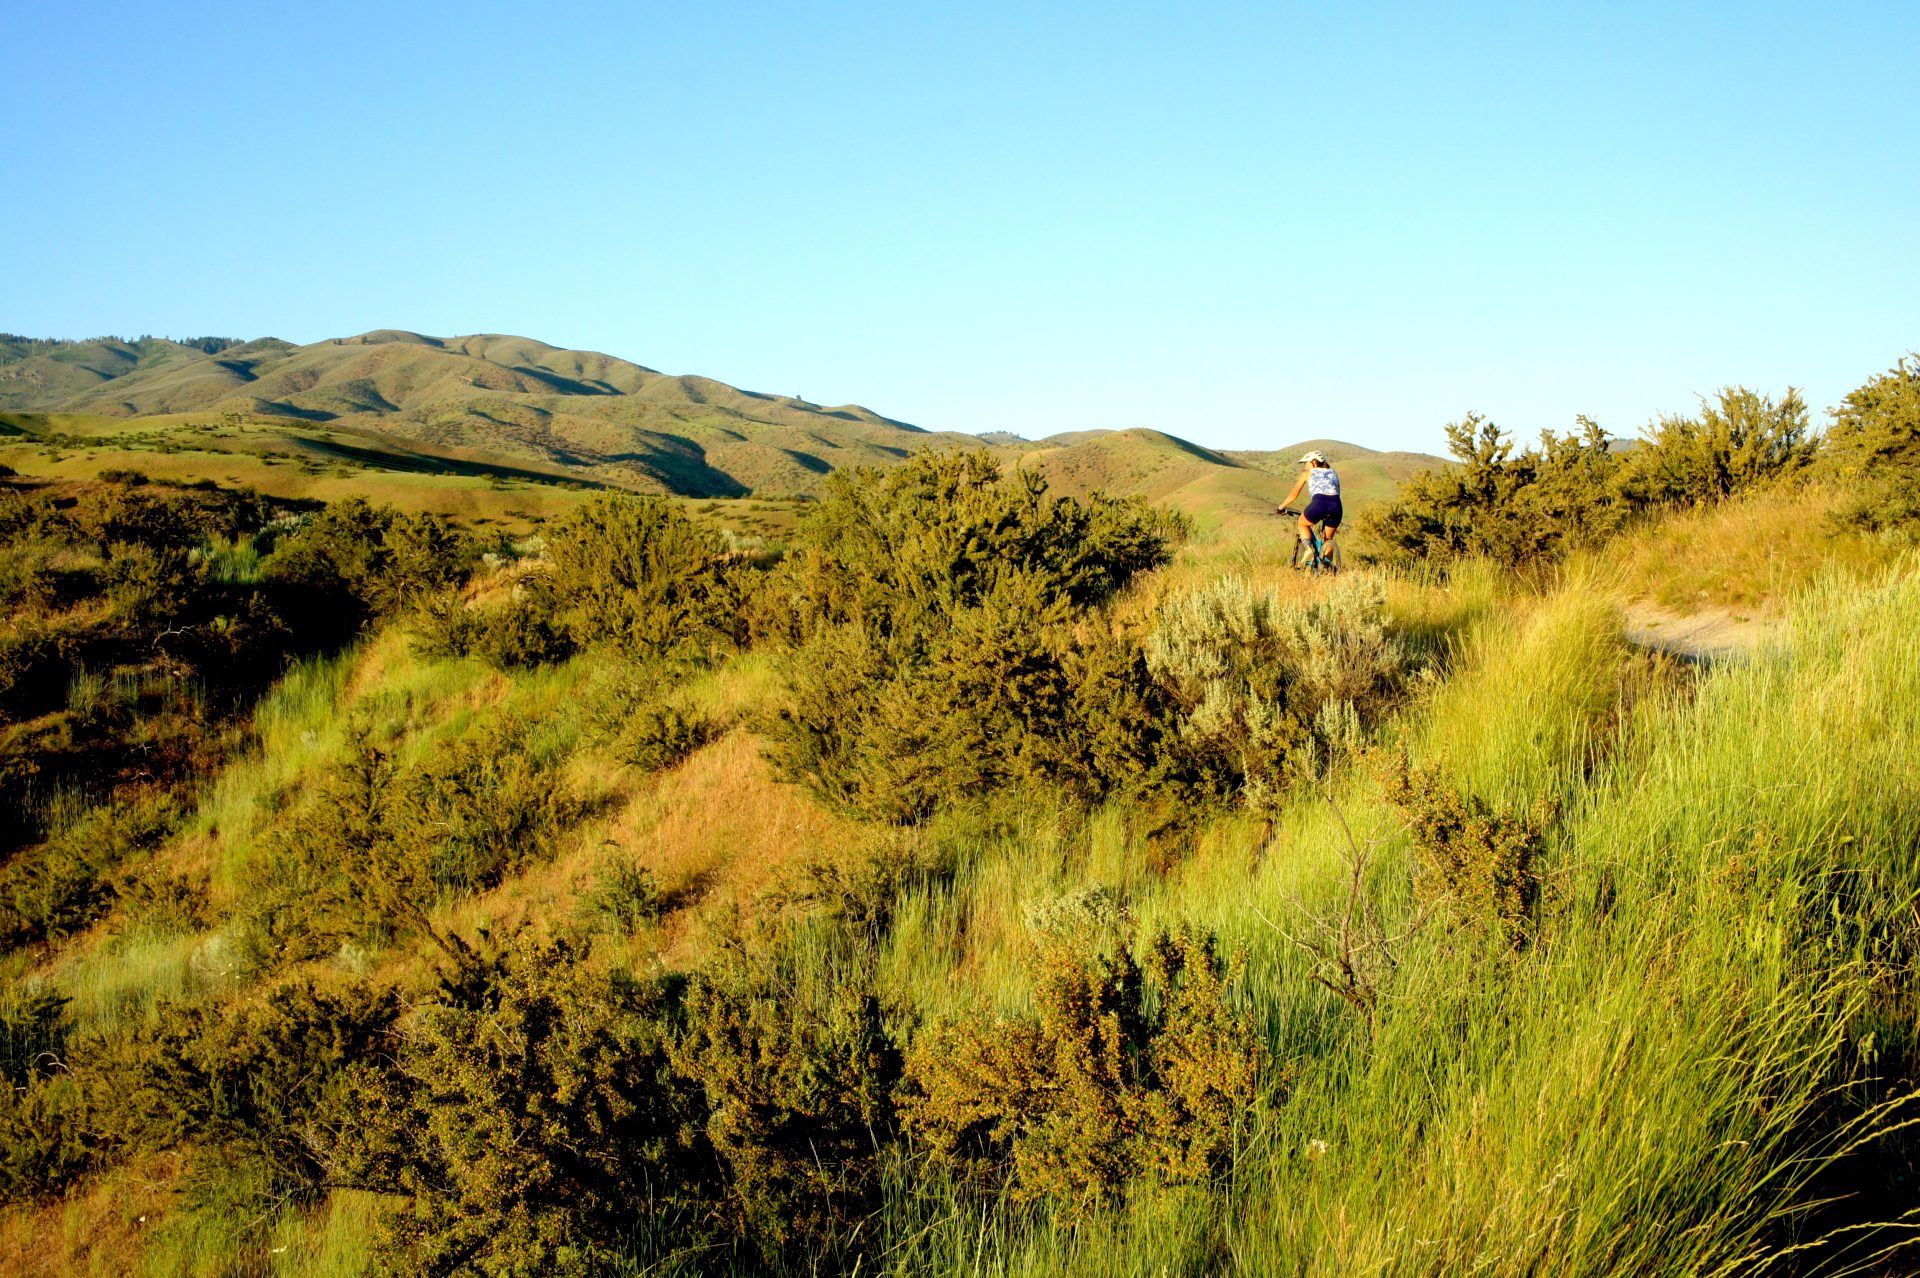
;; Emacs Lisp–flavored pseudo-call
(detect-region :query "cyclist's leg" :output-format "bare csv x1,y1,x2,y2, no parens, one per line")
1312,497,1342,567
1297,518,1324,568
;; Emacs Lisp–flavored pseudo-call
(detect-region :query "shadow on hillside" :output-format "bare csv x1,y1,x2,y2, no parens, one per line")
506,365,621,397
604,439,750,498
1152,431,1245,469
254,400,338,422
296,435,616,491
779,449,832,475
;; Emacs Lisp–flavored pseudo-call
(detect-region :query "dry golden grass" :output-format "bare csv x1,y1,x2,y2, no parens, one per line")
0,1151,185,1278
440,723,858,969
1606,482,1904,613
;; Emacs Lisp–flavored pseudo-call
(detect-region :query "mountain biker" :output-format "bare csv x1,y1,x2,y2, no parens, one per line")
1279,450,1341,557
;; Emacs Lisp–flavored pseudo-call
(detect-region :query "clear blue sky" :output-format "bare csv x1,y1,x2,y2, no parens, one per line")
5,1,1916,454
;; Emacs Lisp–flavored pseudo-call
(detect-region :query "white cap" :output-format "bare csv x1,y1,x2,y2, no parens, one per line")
1298,450,1327,464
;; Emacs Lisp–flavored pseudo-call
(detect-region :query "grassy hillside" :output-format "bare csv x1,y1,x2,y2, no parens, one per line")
0,330,972,499
1010,430,1438,540
0,333,1444,513
0,336,237,410
3,434,1915,1275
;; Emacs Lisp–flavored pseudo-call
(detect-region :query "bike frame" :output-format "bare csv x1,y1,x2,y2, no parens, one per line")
1279,507,1337,572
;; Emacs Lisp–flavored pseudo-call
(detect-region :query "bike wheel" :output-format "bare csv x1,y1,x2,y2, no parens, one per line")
1291,538,1314,571
1321,539,1341,573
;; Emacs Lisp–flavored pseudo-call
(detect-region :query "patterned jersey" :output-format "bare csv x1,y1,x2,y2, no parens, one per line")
1307,467,1340,497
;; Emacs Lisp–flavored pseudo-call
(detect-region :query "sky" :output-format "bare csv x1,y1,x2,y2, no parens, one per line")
4,1,1916,454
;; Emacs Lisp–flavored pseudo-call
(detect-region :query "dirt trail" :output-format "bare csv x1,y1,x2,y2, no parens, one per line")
1621,601,1785,662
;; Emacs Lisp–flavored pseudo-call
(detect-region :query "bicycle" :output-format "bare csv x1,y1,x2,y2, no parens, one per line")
1277,507,1340,573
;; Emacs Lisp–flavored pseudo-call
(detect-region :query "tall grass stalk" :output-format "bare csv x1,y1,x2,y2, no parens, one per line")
867,564,1920,1276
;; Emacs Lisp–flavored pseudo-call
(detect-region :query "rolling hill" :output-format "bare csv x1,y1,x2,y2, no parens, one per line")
0,330,1443,522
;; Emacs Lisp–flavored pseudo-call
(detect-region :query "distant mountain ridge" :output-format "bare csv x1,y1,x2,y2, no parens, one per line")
0,329,968,497
0,330,1442,504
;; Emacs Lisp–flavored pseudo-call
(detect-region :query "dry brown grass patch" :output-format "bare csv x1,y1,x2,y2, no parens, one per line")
0,1149,185,1278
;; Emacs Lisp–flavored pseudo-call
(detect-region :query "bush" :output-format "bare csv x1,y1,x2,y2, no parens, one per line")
773,574,1159,821
1362,415,1624,566
0,982,68,1087
901,904,1263,1209
768,830,956,943
414,585,577,670
1818,354,1920,533
1364,389,1813,567
0,1075,88,1201
1382,756,1558,949
111,867,211,936
572,857,661,936
1620,386,1815,507
762,454,1183,823
618,700,719,773
240,718,583,966
265,498,474,637
672,924,900,1258
79,979,402,1196
762,450,1183,641
360,936,713,1277
573,660,722,773
543,493,747,658
0,621,69,721
0,797,177,950
1144,574,1407,809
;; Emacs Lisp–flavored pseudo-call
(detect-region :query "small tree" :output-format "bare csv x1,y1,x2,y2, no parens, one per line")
1819,355,1920,532
543,494,745,657
1621,385,1814,506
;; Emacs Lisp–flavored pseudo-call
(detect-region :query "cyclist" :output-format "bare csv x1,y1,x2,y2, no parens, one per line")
1278,449,1342,561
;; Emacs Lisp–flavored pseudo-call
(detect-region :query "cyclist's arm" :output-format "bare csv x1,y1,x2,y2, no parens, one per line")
1279,476,1306,509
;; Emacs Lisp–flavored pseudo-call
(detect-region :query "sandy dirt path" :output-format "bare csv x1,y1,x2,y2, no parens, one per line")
1621,601,1785,661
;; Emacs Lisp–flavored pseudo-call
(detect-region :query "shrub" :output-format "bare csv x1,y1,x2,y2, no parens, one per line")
574,659,722,773
1621,386,1815,507
617,700,718,773
1144,574,1406,809
672,924,900,1258
0,982,68,1087
111,867,211,936
0,1076,88,1201
901,908,1263,1209
762,455,1182,823
0,797,177,949
1364,390,1813,567
361,936,713,1277
572,857,661,936
1362,415,1623,566
762,450,1182,641
1819,355,1920,533
543,493,747,658
1273,572,1410,730
1382,756,1558,949
768,831,957,943
773,574,1148,821
240,718,583,966
0,621,68,721
415,585,577,670
81,979,402,1195
265,498,474,637
386,719,584,893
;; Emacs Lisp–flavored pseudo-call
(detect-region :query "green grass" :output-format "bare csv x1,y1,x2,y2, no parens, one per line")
850,563,1920,1276
12,486,1915,1274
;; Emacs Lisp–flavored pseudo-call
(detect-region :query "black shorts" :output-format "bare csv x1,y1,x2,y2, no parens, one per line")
1304,494,1342,528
